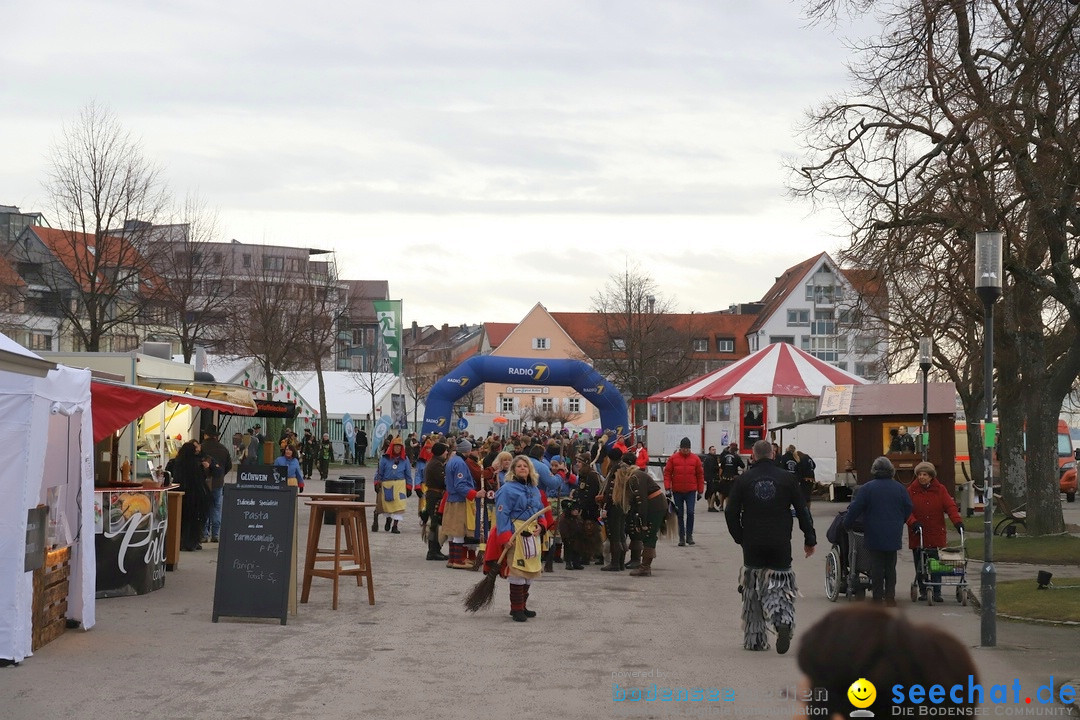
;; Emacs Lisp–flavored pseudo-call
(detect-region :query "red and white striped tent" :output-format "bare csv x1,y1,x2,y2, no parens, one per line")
648,342,866,402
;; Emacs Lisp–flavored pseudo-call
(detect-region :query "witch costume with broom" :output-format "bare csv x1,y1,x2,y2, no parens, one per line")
464,455,553,621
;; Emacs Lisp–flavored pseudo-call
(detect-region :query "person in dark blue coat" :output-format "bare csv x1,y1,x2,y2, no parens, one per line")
844,456,914,605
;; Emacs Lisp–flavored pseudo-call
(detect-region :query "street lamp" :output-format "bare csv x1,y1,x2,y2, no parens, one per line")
975,230,1003,648
918,337,932,461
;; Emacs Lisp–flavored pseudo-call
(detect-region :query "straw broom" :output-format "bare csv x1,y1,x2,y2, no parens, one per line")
463,505,550,613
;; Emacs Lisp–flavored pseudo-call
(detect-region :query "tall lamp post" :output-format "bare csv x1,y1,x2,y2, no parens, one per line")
918,337,932,461
975,230,1003,648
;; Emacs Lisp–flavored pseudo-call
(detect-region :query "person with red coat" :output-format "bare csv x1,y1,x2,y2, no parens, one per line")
663,437,705,546
634,441,649,470
905,461,963,602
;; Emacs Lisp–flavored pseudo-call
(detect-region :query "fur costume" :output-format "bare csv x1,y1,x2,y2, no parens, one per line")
740,566,798,651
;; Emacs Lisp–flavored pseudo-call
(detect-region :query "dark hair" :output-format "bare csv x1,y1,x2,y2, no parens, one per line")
797,606,978,716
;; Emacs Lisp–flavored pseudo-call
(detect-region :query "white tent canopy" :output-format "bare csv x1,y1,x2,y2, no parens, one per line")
0,335,95,663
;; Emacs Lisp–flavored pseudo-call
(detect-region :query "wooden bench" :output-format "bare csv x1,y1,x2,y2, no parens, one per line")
992,494,1026,537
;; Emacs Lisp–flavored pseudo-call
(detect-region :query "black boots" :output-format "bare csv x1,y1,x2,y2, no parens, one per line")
390,520,400,534
371,514,379,532
626,540,643,569
384,516,392,532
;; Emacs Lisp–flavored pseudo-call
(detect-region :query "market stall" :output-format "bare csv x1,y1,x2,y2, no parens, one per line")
0,334,95,665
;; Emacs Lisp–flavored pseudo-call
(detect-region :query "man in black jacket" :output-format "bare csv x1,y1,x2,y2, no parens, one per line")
725,440,816,655
702,445,721,512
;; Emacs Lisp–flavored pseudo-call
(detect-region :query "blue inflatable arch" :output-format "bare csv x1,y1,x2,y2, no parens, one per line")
421,356,629,437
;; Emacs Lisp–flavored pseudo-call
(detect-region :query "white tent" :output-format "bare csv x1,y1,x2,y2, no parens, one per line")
0,335,95,664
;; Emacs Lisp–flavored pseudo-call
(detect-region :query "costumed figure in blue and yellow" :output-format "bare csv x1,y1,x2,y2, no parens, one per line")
482,454,554,622
373,437,414,535
441,438,478,569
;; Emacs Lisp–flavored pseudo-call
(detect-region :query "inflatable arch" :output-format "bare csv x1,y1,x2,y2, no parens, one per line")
421,356,629,438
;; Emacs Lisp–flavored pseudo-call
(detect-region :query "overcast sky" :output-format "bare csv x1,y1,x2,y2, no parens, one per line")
0,0,869,326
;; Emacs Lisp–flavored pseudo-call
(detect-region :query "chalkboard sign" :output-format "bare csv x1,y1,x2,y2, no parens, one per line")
212,485,296,624
25,506,47,572
235,465,286,491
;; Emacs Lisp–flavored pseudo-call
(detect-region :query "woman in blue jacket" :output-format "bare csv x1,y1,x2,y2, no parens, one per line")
273,444,304,492
844,456,913,605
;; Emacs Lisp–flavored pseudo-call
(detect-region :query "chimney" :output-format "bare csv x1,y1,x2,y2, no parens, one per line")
442,323,449,334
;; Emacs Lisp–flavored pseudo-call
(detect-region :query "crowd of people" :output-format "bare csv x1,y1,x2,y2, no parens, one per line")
180,421,966,667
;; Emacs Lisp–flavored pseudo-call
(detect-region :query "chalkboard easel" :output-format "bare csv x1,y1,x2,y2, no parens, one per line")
212,485,296,625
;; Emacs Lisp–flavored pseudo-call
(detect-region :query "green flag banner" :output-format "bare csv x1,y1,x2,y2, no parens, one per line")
373,299,403,375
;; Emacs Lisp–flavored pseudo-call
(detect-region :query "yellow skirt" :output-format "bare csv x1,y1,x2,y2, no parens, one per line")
507,519,543,579
442,500,468,538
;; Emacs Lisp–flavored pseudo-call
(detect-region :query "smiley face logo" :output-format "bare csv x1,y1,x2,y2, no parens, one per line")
847,678,876,709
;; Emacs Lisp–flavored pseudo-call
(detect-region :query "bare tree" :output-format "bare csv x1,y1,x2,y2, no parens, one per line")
792,0,1080,533
550,404,576,431
227,246,316,397
294,256,347,435
39,101,170,351
144,193,237,362
588,264,698,400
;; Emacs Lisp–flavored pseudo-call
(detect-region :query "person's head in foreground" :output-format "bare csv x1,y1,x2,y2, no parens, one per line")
795,605,978,718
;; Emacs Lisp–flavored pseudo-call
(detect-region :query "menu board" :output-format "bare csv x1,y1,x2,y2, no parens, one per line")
212,485,296,625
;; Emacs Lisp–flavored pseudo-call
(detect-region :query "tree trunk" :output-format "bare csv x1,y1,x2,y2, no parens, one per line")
316,363,328,437
996,337,1027,510
1022,388,1065,536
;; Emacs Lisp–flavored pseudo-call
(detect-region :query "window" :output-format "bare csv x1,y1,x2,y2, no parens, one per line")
718,400,731,421
812,310,835,335
787,309,810,326
611,338,626,351
692,338,708,352
705,401,718,422
854,336,878,354
684,401,700,424
532,337,549,350
28,332,52,351
263,255,284,271
212,252,223,266
775,397,819,424
716,337,735,353
769,335,795,346
567,397,582,413
242,254,251,269
539,398,554,411
649,403,659,423
499,397,514,413
855,361,880,378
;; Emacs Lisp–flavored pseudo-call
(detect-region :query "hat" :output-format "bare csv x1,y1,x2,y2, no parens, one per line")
253,423,261,429
391,436,403,446
432,442,448,456
914,461,937,477
680,437,692,449
456,438,472,454
870,456,895,478
551,455,564,465
576,452,593,465
621,450,638,465
304,428,312,434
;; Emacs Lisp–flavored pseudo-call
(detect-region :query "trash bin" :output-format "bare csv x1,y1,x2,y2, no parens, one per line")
324,478,356,524
340,475,365,503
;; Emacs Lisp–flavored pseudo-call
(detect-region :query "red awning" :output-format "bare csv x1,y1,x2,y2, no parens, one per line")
90,378,256,443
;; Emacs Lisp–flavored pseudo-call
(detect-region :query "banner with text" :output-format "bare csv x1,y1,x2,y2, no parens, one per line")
373,300,403,376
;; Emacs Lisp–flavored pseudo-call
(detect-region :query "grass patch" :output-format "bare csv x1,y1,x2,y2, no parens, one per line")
965,533,1080,564
996,578,1080,623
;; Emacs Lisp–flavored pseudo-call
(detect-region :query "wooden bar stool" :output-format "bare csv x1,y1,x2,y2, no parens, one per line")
301,501,375,609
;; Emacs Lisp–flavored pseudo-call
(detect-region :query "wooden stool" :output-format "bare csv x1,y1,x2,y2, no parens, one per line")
301,501,375,609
